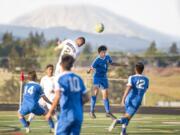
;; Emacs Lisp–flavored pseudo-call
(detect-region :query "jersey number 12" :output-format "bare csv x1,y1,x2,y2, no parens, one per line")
136,79,145,89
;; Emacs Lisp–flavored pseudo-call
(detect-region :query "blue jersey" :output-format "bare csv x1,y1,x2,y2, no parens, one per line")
22,81,44,107
55,72,87,122
125,74,149,107
91,55,112,78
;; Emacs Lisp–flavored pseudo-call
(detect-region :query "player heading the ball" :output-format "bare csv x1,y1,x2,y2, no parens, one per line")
54,37,86,75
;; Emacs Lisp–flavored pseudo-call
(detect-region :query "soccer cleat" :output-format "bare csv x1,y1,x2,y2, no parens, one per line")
25,127,30,133
108,119,118,132
25,121,31,133
89,112,96,119
106,112,117,120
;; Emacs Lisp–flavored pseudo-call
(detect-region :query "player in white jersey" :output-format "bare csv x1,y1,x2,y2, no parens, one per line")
40,64,55,110
28,64,56,132
54,37,86,75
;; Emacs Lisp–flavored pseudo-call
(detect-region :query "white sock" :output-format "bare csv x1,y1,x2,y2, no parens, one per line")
28,113,35,122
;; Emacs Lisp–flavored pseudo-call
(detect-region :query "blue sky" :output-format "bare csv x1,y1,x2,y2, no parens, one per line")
0,0,180,37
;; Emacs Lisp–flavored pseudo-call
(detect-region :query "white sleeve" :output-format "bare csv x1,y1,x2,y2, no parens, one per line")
54,76,65,92
57,40,67,50
40,78,44,90
127,76,132,86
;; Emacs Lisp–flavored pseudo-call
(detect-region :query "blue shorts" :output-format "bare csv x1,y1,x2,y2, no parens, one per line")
93,77,109,89
19,103,45,116
125,102,140,116
56,120,82,135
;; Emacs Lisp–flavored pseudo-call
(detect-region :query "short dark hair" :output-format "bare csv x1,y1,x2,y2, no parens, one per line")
61,54,75,71
77,37,86,44
28,70,37,81
98,45,107,53
135,62,144,74
46,64,54,69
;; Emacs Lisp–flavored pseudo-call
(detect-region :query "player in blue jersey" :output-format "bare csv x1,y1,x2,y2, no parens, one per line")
87,45,125,119
46,54,89,135
18,71,55,133
108,62,149,135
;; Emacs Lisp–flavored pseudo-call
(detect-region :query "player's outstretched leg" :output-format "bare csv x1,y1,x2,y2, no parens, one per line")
18,112,30,133
89,86,99,119
102,90,116,120
109,117,129,132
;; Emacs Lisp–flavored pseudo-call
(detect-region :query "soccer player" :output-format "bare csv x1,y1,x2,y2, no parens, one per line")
28,64,56,130
46,54,89,135
108,62,149,135
18,71,55,133
54,37,86,75
87,45,124,119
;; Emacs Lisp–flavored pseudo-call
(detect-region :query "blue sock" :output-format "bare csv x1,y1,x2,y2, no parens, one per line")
117,117,129,125
121,124,127,134
103,98,110,113
19,118,28,127
48,118,54,128
90,96,97,112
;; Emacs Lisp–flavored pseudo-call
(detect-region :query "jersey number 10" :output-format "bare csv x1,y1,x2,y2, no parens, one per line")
69,77,80,92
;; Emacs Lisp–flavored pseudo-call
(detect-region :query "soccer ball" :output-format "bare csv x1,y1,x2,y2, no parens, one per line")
95,23,104,33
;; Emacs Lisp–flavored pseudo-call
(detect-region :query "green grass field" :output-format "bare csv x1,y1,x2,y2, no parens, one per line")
0,111,180,135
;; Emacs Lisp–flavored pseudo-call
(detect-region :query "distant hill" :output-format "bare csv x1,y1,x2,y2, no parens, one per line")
0,25,149,51
0,5,178,51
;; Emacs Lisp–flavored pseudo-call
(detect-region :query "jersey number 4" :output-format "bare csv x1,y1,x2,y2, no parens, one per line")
69,77,80,92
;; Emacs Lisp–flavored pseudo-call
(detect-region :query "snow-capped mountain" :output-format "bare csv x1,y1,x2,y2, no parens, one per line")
0,5,178,51
11,5,177,42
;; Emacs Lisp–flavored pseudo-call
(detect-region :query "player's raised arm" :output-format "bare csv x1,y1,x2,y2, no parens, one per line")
110,62,128,67
87,67,94,74
54,40,64,51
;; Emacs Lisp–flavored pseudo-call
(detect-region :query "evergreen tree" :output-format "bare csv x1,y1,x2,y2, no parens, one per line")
82,43,92,55
169,42,179,54
2,32,13,45
145,41,158,56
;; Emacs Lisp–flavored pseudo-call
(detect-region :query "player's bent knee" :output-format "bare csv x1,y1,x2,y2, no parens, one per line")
17,112,23,119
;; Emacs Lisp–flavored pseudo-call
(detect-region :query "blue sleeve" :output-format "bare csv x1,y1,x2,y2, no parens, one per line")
59,78,65,92
107,55,113,64
91,58,98,68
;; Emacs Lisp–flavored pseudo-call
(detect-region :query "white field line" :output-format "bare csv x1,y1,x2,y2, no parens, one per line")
1,115,178,121
162,122,180,125
1,125,180,134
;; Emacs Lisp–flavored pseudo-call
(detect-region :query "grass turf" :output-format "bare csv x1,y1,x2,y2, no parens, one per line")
0,111,180,135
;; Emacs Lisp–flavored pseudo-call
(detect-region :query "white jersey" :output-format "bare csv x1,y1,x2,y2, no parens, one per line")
40,75,55,102
55,39,80,75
